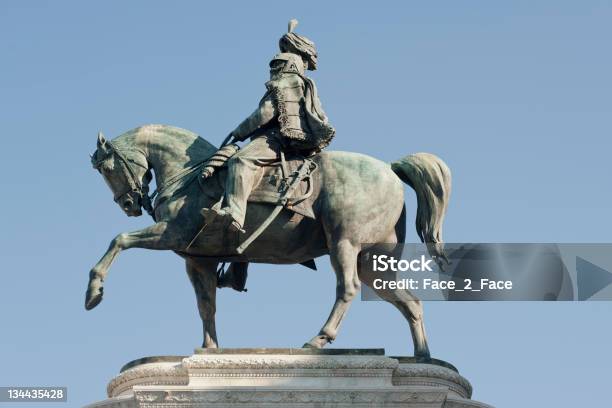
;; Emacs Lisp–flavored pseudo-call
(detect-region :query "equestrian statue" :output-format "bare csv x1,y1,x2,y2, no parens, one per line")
85,20,451,359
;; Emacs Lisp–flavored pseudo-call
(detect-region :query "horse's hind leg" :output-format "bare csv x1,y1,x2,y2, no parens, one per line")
305,239,361,348
359,262,431,359
185,258,219,348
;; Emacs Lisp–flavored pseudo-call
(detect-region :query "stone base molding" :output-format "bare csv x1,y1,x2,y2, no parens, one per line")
85,349,493,408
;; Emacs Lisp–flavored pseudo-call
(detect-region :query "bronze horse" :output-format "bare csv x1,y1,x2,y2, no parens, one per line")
86,124,451,358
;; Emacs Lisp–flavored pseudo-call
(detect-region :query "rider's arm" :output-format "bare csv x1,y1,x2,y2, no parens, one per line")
231,93,277,141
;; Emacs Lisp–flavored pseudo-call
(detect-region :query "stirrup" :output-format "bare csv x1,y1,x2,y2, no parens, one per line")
201,207,244,234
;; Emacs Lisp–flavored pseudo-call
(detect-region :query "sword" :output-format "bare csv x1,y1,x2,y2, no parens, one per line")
236,159,316,254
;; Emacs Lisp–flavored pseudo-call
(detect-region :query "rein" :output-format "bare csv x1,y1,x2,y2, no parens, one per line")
103,141,210,218
149,160,208,212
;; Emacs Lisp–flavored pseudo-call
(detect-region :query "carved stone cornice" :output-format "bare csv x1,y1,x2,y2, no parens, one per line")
108,363,188,398
393,363,473,398
133,389,448,405
182,354,399,370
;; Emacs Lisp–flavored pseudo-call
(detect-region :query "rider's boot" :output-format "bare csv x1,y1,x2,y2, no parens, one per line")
201,207,245,234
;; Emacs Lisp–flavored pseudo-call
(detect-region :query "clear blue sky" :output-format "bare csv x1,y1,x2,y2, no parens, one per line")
1,1,611,407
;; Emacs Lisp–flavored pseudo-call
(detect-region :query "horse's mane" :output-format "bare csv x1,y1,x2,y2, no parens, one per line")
92,124,217,169
119,124,203,148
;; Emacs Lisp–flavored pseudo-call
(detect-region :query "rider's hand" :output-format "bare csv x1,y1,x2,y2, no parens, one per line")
229,131,245,143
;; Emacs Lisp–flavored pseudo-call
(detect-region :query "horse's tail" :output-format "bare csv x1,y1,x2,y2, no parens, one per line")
391,153,451,262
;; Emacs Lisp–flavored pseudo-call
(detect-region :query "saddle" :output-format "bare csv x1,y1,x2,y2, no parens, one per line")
200,144,318,219
190,145,320,285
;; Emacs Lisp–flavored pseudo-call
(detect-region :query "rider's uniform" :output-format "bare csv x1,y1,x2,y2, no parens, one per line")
223,52,335,229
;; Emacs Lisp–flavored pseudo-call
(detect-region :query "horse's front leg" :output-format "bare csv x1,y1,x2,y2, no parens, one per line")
85,222,170,310
185,258,219,348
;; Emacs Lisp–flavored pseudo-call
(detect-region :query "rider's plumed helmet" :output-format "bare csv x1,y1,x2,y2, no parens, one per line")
270,19,318,73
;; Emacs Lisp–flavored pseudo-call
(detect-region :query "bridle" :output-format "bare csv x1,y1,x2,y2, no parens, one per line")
102,142,154,216
97,141,210,218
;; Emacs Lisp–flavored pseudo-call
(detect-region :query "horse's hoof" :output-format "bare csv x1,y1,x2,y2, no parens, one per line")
303,335,328,349
202,342,219,349
85,282,104,310
414,352,431,363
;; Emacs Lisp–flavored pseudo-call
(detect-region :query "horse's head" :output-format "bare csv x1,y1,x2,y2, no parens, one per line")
91,132,152,217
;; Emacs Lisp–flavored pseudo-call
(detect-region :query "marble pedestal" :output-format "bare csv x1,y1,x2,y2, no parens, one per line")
85,349,493,408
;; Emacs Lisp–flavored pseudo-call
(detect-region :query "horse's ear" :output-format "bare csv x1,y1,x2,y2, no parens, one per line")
97,132,107,149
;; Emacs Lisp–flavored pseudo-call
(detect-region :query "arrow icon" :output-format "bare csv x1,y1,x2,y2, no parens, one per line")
576,256,612,300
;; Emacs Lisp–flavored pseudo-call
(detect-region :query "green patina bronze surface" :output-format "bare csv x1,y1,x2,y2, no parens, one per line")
85,19,452,359
86,124,450,359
